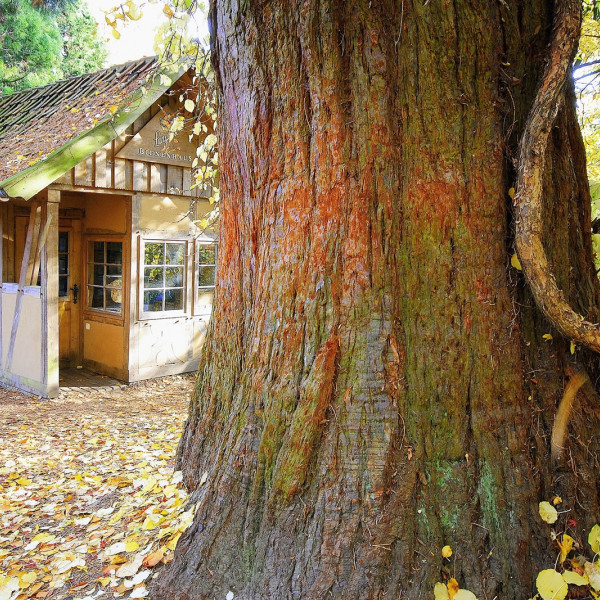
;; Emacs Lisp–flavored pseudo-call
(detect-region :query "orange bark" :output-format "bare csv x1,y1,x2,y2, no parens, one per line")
154,1,600,599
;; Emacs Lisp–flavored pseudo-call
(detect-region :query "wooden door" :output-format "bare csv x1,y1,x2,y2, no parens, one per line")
58,220,82,367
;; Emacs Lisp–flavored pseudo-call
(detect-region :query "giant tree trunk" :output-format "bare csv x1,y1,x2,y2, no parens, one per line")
155,1,600,598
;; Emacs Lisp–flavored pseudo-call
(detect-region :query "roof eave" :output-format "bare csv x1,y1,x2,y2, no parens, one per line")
0,66,182,201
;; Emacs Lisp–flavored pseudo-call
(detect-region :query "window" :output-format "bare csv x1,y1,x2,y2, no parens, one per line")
142,241,186,314
58,231,69,297
87,241,123,314
197,242,217,290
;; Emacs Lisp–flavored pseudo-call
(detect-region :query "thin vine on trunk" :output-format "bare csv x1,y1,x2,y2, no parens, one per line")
514,0,600,351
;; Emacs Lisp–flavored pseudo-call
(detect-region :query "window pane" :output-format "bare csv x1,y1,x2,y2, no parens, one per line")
88,264,104,286
165,267,183,288
198,245,216,265
58,232,69,253
88,286,104,309
107,264,122,277
106,242,122,265
198,266,216,288
165,288,183,311
106,275,122,289
59,276,68,297
144,290,163,311
145,243,164,265
58,255,68,276
106,289,122,312
142,241,186,314
93,241,104,263
166,243,185,265
144,267,164,288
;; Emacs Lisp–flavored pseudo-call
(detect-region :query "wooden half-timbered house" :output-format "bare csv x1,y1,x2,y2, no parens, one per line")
0,58,217,397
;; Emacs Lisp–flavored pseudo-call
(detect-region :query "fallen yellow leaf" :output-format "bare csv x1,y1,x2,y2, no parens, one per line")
563,570,588,586
589,524,600,554
434,582,450,600
558,534,574,564
538,501,558,524
447,577,460,600
125,541,140,553
536,569,567,600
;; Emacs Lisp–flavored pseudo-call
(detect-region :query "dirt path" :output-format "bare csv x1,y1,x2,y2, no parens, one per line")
0,375,195,600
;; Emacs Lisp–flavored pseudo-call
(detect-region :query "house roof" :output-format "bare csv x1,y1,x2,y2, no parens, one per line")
0,57,182,201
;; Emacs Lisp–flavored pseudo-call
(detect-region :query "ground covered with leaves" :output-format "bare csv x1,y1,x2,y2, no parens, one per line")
0,375,195,600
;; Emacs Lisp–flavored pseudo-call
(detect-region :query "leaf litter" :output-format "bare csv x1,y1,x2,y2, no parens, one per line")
0,374,196,600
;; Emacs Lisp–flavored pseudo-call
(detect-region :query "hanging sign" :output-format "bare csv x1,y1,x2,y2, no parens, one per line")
116,109,197,167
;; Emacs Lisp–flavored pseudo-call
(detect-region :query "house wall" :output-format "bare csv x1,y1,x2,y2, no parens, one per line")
128,194,215,381
0,83,217,394
0,195,57,397
0,286,45,395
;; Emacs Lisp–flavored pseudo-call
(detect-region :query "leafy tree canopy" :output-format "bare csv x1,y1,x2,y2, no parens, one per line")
0,0,107,95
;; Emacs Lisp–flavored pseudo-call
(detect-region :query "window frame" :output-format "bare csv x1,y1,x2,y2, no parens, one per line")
193,238,217,316
139,238,189,320
83,236,126,322
58,229,70,299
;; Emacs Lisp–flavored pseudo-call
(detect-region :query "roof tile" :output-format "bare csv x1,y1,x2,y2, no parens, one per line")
0,57,157,181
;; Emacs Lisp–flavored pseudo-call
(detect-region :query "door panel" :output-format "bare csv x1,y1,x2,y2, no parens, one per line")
58,221,82,367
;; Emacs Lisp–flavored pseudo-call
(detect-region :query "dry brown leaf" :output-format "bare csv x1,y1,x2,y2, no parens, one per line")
143,549,164,567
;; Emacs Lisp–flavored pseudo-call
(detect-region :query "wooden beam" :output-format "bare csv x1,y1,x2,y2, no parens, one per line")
5,203,41,372
0,207,3,371
30,213,52,286
26,212,43,285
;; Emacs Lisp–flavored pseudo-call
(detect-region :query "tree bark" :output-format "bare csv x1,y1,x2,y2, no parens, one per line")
154,1,600,599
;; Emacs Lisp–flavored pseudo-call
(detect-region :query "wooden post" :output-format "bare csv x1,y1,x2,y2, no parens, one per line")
5,202,41,372
0,205,4,372
128,194,141,381
43,191,60,397
30,213,52,286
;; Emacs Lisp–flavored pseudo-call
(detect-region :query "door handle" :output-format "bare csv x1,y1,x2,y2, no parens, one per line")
70,283,79,304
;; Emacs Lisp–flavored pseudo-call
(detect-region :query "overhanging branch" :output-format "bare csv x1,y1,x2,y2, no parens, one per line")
513,0,600,352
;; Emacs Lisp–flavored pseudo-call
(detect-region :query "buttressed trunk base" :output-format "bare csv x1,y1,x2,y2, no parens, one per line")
154,1,600,599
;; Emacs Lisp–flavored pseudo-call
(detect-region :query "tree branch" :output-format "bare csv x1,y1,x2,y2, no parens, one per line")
574,67,600,81
513,0,600,352
574,58,600,70
1,73,28,85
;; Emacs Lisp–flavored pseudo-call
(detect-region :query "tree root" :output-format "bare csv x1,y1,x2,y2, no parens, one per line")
551,370,589,461
513,0,600,351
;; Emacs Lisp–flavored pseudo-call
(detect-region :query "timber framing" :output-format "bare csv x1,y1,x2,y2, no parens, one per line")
0,61,182,201
0,59,217,398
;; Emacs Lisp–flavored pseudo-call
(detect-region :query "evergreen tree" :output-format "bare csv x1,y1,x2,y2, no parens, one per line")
57,3,107,78
0,0,106,95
